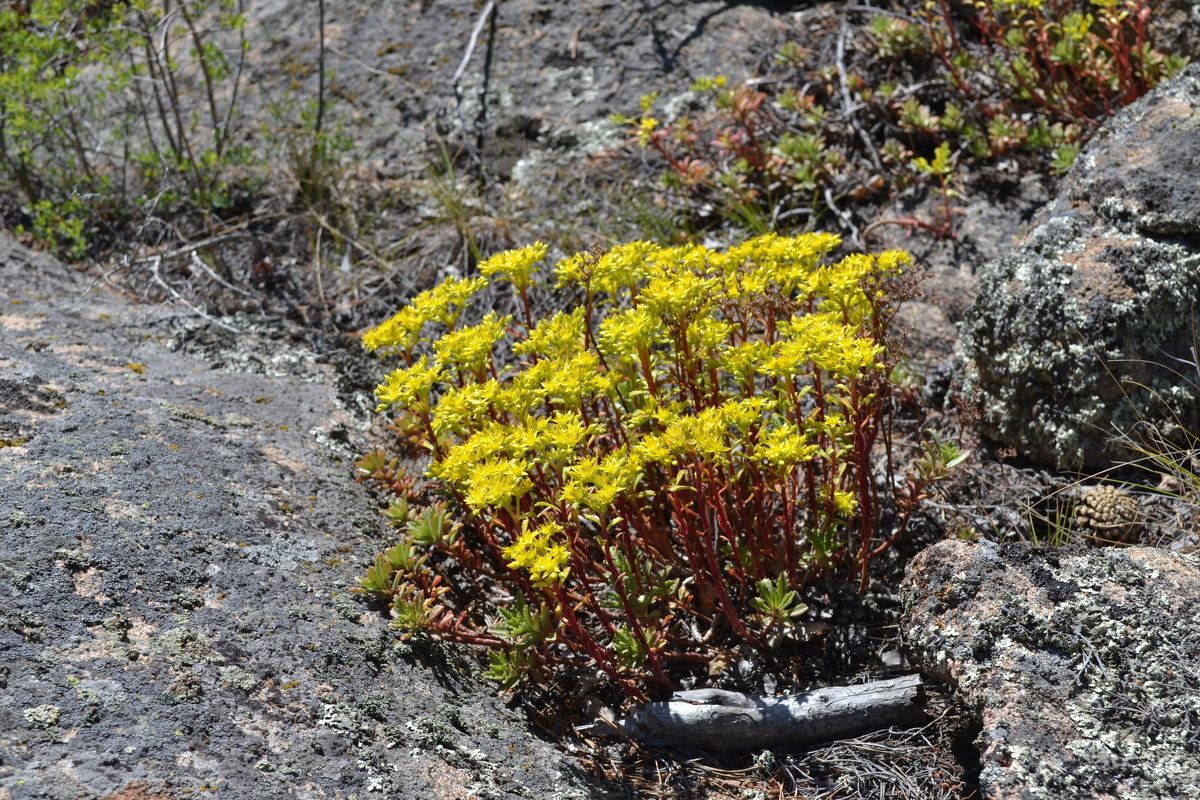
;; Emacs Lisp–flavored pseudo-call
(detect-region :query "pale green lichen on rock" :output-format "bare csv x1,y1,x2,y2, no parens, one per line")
962,184,1200,471
906,542,1200,800
23,704,60,728
219,665,259,692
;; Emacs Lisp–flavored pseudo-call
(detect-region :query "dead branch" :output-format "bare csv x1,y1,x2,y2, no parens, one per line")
613,674,926,751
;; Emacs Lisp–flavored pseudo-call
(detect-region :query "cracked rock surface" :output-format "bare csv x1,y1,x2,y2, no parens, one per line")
902,538,1200,800
0,237,601,799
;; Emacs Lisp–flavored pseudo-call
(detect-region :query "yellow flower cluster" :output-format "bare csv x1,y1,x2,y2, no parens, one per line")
764,313,884,379
430,380,504,438
375,357,443,413
755,423,818,469
562,447,645,514
598,307,658,361
464,458,533,511
636,404,739,464
431,412,598,501
433,311,510,375
478,242,548,291
987,0,1046,10
719,231,842,295
806,250,911,322
513,308,587,360
555,240,658,296
635,117,659,145
639,270,719,319
363,276,487,354
502,519,571,588
511,350,618,410
365,232,911,538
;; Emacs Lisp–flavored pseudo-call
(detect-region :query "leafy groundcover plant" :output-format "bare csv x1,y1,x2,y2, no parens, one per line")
617,0,1183,240
354,235,961,698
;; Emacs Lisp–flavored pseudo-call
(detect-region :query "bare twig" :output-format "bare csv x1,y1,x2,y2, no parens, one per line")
315,0,326,145
126,226,253,264
452,1,498,87
187,249,258,303
824,186,864,251
452,0,498,166
146,254,238,332
220,0,248,151
837,10,884,175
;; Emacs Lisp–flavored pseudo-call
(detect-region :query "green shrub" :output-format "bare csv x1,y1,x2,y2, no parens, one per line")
0,0,252,255
356,235,961,696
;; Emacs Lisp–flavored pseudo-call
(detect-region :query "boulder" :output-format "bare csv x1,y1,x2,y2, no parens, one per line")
902,538,1200,800
959,63,1200,471
0,236,603,799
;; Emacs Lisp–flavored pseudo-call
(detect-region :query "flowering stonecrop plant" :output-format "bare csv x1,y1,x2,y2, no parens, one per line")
355,235,953,697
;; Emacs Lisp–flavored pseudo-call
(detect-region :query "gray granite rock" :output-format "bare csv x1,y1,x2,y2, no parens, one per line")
902,539,1200,800
0,236,603,799
960,63,1200,471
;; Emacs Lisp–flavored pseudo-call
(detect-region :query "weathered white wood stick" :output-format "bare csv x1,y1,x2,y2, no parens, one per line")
614,674,926,751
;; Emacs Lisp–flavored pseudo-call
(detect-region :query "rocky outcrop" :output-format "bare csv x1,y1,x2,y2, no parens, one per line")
959,63,1200,471
902,539,1200,800
249,0,789,176
0,237,602,799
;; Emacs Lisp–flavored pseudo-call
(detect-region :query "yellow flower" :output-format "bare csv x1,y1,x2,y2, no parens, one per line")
553,251,594,288
503,411,597,465
561,447,644,514
503,520,570,588
720,340,773,385
720,232,842,294
539,351,612,408
650,243,710,275
874,249,912,276
464,458,533,511
433,312,510,374
635,116,659,145
361,304,426,354
633,407,731,464
624,395,684,431
635,432,675,465
805,250,910,323
817,336,883,377
598,307,658,360
716,397,769,433
593,241,658,296
431,380,503,438
639,269,719,319
478,242,549,291
554,241,657,295
540,411,597,459
810,411,853,443
832,489,857,516
410,275,488,330
430,423,511,484
374,357,443,413
363,274,495,354
755,424,817,469
764,313,883,379
514,307,587,361
685,317,732,363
